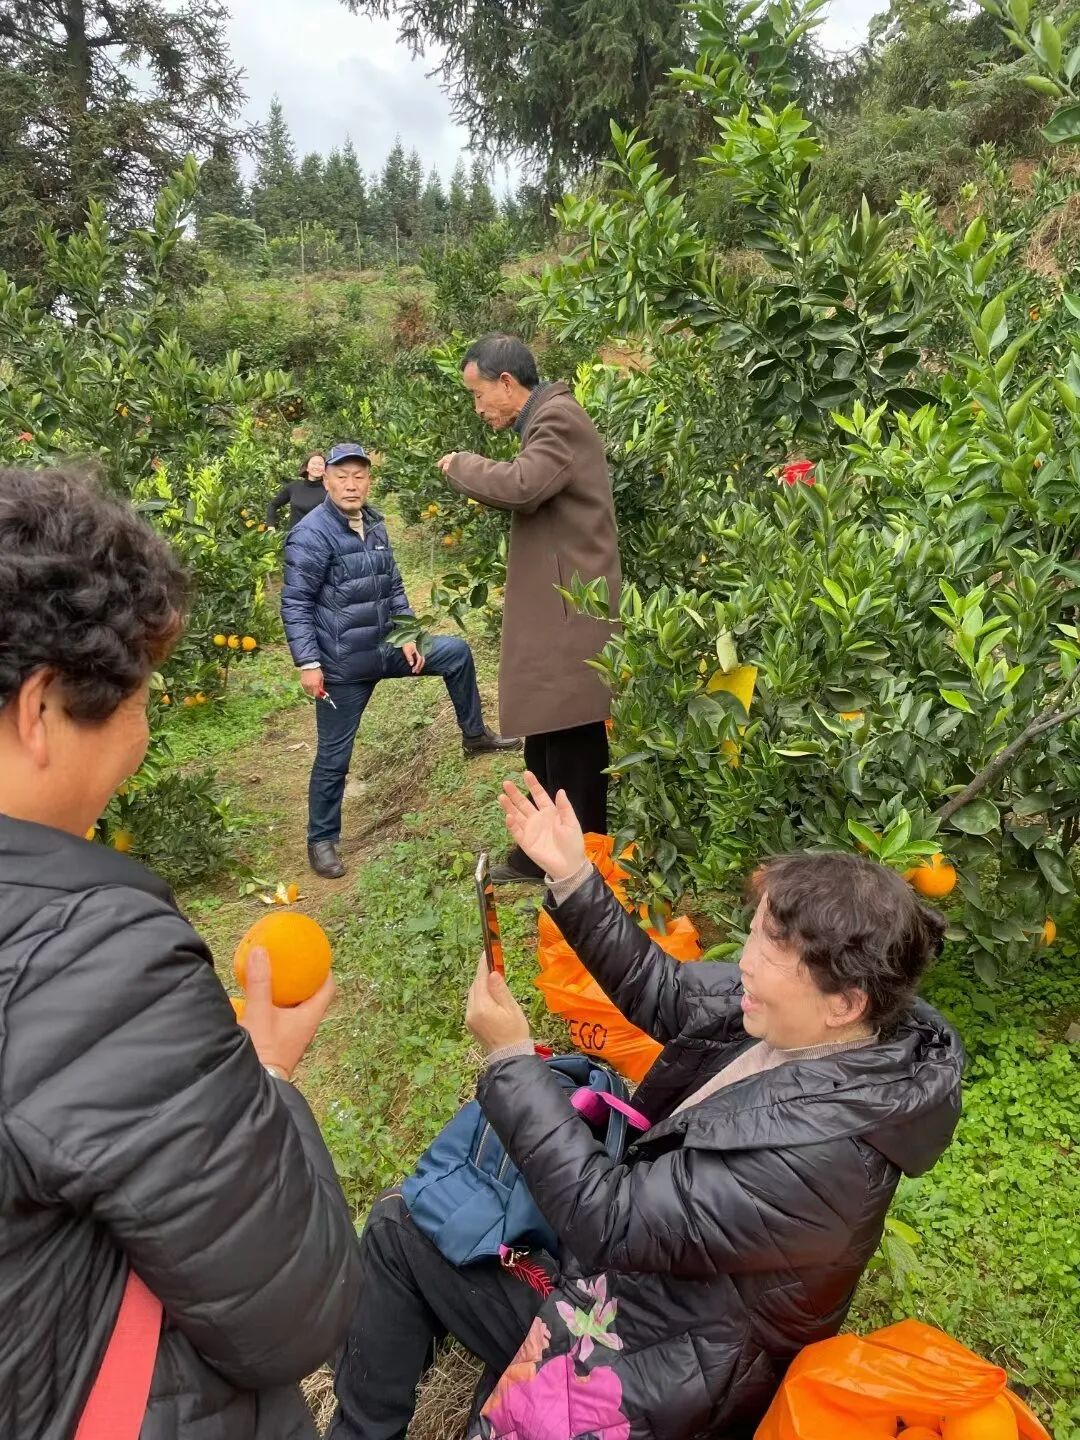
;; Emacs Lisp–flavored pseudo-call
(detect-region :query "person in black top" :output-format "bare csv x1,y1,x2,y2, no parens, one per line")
266,452,327,531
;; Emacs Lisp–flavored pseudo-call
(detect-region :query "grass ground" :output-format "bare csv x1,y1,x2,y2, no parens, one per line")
169,512,1080,1440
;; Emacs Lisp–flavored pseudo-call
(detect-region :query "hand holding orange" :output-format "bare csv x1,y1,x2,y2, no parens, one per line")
233,911,332,1006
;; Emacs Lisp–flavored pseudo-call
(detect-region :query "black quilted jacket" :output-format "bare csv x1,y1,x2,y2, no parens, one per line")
473,870,965,1440
0,816,362,1439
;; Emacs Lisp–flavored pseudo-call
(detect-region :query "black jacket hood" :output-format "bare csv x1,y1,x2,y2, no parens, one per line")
667,1001,964,1178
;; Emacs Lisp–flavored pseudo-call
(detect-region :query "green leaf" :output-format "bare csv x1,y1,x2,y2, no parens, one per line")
1035,847,1073,895
949,798,1000,834
1042,102,1080,144
1023,73,1064,96
848,820,881,854
1034,15,1062,73
1063,293,1080,320
940,689,975,714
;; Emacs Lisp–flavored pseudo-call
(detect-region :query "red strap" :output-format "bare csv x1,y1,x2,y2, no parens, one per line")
76,1271,162,1440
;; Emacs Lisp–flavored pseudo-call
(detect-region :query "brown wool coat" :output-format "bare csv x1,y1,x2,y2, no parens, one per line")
447,383,621,738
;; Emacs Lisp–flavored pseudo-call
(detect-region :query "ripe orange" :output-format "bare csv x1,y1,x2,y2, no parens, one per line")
227,636,240,650
839,710,864,723
161,695,171,706
112,830,134,853
213,634,227,647
231,997,246,1021
898,1429,943,1439
941,1395,1018,1440
183,695,197,708
85,827,96,841
233,912,332,1007
905,852,957,899
258,523,267,533
241,636,258,652
443,534,457,547
1042,917,1056,945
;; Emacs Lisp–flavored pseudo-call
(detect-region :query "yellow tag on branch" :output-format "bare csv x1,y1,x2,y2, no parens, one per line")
706,664,758,767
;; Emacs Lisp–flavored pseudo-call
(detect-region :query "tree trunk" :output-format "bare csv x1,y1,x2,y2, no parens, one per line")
63,0,94,226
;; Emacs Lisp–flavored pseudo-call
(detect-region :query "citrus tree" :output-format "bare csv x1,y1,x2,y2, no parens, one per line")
538,0,1080,977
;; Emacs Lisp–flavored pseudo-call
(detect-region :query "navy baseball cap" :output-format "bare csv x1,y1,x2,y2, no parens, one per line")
326,442,370,466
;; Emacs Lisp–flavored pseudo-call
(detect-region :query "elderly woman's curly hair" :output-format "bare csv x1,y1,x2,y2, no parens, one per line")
0,466,188,721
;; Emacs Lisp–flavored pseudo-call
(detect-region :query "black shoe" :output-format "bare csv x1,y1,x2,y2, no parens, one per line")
489,858,546,886
308,841,346,879
462,728,522,758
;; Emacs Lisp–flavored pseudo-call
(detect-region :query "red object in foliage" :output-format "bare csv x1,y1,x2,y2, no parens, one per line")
17,431,33,444
782,459,816,486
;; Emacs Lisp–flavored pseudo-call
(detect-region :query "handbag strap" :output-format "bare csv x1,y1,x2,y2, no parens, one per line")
76,1270,162,1440
570,1087,651,1133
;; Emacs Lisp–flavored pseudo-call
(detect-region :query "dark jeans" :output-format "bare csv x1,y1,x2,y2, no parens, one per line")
509,721,610,877
328,1192,548,1440
309,637,486,844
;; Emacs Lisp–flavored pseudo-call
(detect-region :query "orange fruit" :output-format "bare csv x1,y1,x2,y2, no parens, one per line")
112,830,134,853
233,912,332,1007
195,692,208,706
161,695,171,706
231,997,246,1021
258,523,267,533
182,695,197,708
241,636,258,652
213,634,227,647
442,534,457,547
227,636,240,649
898,1429,944,1439
245,520,255,529
905,852,957,899
941,1395,1018,1440
85,827,96,841
1042,917,1056,945
839,710,864,723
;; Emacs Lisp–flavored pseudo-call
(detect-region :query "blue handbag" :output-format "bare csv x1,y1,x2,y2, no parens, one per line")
402,1054,636,1267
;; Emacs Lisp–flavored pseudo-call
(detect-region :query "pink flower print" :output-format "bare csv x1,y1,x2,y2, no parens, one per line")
555,1277,623,1364
483,1318,552,1419
483,1354,630,1440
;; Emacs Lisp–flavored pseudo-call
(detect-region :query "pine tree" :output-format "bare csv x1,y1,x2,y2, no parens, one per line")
0,0,251,281
195,143,249,232
297,153,326,226
447,159,470,237
466,158,498,230
419,166,448,245
251,97,300,239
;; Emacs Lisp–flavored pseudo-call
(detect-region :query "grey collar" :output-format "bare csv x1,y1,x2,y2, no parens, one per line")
513,381,553,437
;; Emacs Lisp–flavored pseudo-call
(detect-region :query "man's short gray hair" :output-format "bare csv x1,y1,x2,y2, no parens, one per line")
461,334,539,389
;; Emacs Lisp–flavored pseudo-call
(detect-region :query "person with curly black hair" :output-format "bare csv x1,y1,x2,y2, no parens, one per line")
0,466,361,1440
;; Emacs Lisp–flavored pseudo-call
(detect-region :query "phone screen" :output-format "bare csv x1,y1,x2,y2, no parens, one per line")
475,853,505,976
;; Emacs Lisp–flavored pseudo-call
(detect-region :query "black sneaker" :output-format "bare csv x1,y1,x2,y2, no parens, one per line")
308,841,346,879
462,728,522,758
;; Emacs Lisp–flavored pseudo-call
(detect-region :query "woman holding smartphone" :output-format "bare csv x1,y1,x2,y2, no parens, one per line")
330,776,963,1440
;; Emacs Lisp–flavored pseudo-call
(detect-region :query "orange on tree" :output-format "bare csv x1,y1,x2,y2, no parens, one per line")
213,634,227,647
839,710,864,723
160,695,171,706
233,911,332,1007
443,534,457,548
112,830,134,853
182,695,198,708
1042,917,1056,945
904,853,957,900
227,635,240,649
241,636,258,652
941,1395,1018,1440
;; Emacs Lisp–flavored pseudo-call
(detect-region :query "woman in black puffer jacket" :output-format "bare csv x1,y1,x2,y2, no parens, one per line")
329,777,964,1440
0,465,361,1439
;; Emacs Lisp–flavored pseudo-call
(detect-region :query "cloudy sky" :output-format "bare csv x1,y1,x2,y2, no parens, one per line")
224,0,883,187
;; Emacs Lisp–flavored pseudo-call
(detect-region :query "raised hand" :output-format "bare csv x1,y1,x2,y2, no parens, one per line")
499,771,587,882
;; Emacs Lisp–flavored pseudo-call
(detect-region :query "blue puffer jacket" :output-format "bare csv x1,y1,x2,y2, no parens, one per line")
281,499,414,683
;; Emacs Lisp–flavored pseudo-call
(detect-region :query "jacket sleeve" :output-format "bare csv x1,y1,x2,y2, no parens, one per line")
477,1055,858,1278
446,412,575,515
1,887,361,1387
266,482,293,527
546,869,744,1045
282,524,328,667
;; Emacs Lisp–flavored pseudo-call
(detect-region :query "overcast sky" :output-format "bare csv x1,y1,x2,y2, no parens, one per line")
224,0,883,187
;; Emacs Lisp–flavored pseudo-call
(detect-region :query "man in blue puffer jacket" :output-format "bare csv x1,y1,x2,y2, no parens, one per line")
283,443,519,878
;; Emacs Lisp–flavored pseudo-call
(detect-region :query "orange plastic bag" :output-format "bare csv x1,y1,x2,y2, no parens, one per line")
754,1320,1051,1440
536,835,701,1083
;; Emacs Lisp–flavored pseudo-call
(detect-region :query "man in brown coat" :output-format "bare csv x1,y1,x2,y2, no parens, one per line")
437,334,621,882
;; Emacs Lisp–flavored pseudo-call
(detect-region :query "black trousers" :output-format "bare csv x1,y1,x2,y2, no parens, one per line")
509,720,610,877
328,1192,548,1440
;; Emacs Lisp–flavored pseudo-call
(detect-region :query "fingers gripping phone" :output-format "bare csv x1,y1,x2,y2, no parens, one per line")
475,853,505,976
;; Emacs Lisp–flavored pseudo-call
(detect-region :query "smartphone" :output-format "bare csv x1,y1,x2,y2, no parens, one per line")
475,853,505,976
